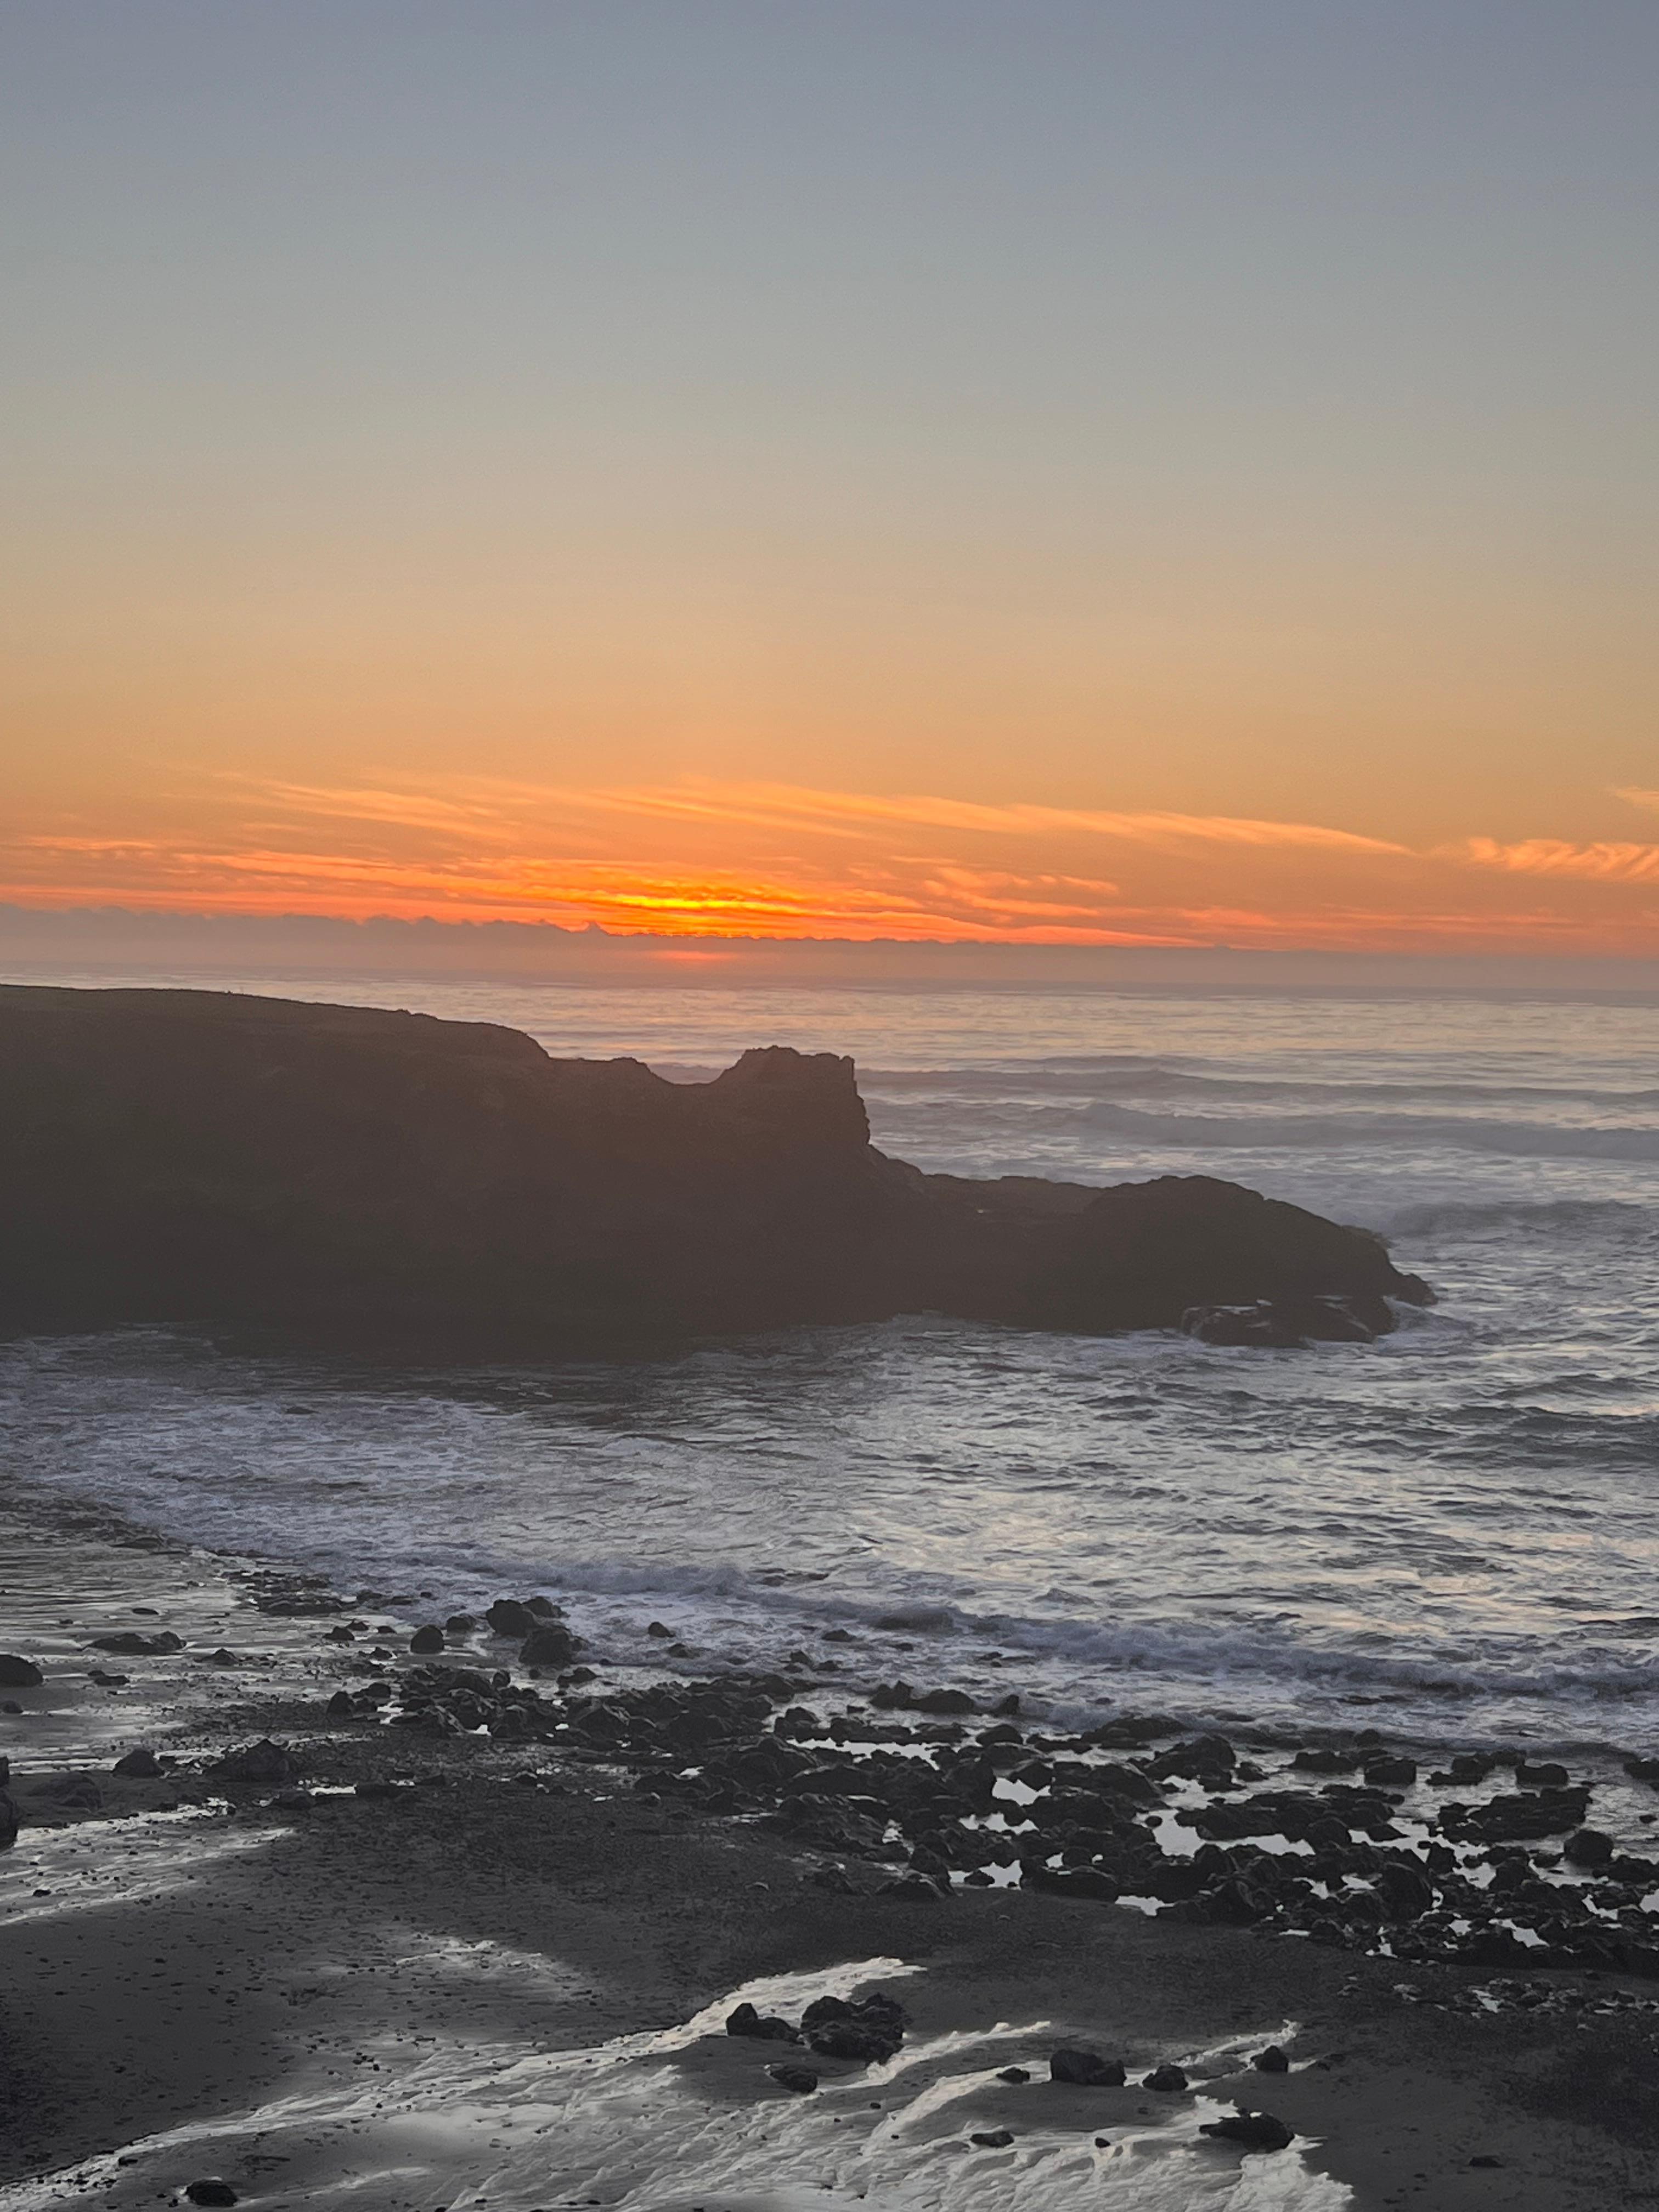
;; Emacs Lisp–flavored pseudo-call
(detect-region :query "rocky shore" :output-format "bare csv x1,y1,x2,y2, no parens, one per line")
6,1551,1659,2211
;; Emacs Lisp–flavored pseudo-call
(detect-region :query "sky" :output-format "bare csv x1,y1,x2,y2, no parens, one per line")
3,1,1657,953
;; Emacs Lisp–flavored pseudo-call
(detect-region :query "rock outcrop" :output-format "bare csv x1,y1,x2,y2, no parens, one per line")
0,984,1431,1348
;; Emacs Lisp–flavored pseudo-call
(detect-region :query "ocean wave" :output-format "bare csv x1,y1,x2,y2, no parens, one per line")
443,1549,1659,1711
979,1101,1659,1163
862,1062,1659,1114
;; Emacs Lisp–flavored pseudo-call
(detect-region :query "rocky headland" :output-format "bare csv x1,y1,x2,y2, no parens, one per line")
0,983,1431,1349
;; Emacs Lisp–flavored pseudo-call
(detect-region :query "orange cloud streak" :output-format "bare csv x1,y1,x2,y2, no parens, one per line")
5,775,1659,954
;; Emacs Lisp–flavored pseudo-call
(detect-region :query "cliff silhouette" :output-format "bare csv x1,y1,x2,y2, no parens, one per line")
0,985,1431,1350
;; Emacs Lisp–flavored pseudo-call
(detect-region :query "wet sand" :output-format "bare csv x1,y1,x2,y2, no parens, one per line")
5,1531,1659,2209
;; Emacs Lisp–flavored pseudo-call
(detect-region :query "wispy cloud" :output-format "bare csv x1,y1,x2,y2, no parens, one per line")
1455,837,1659,883
8,773,1659,952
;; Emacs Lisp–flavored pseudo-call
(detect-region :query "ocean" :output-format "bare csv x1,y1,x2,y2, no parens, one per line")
5,976,1658,1756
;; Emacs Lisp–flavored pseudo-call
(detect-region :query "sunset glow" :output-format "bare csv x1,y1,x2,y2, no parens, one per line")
4,7,1656,964
7,773,1659,952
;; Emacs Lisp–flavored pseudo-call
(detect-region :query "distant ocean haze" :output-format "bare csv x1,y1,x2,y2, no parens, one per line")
3,975,1657,1750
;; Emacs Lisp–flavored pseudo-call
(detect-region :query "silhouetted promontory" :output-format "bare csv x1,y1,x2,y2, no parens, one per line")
0,985,1432,1349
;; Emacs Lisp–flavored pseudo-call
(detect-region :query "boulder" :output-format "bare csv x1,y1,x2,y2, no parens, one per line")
1049,2048,1126,2087
89,1630,183,1656
970,2130,1015,2148
112,1748,163,1778
725,2002,799,2043
1201,2110,1295,2152
0,1792,17,1850
1143,2065,1188,2092
409,1625,445,1655
207,1739,295,1785
487,1599,539,1639
520,1622,579,1669
184,2185,238,2208
0,1655,43,1688
802,1991,906,2064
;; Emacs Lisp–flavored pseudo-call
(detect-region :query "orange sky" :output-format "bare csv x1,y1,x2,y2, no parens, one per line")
5,8,1657,957
8,772,1659,953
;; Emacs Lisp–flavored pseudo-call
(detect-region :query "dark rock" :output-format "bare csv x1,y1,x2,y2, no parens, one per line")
1028,1864,1120,1901
970,2130,1015,2148
1363,1756,1417,1786
1564,1828,1615,1867
997,2067,1030,2084
1515,1760,1568,1787
409,1625,445,1655
326,1689,356,1717
646,1621,674,1638
802,1992,906,2064
0,1793,17,1850
354,1779,403,1800
184,2184,238,2206
726,2002,799,2043
1469,2155,1502,2169
1148,1735,1235,1782
207,1739,295,1785
0,1655,43,1688
89,1630,184,1656
1049,2048,1126,2087
1201,2111,1295,2153
1253,2046,1290,2073
1291,1747,1357,1774
444,1613,477,1635
111,1748,163,1778
1143,2065,1188,2092
487,1599,538,1638
88,1668,128,1686
520,1622,579,1668
768,2065,819,2095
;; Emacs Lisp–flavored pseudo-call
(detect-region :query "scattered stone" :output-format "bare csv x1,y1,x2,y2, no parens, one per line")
207,1739,295,1785
997,2067,1030,2084
970,2130,1015,2148
184,2183,238,2207
802,1991,906,2063
486,1598,539,1638
89,1630,183,1656
409,1625,445,1655
768,2064,819,2094
88,1669,128,1686
1142,2064,1188,2092
1363,1756,1417,1786
1201,2111,1295,2152
445,1613,477,1634
1049,2048,1126,2088
1252,2046,1290,2073
646,1621,674,1638
111,1748,163,1778
520,1622,579,1668
1564,1828,1615,1868
0,1656,43,1688
726,2002,799,2043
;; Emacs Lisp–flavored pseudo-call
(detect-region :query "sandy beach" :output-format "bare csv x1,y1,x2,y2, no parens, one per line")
5,1520,1659,2212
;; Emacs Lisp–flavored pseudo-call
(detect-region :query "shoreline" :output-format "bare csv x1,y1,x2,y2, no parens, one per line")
6,1502,1659,2207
